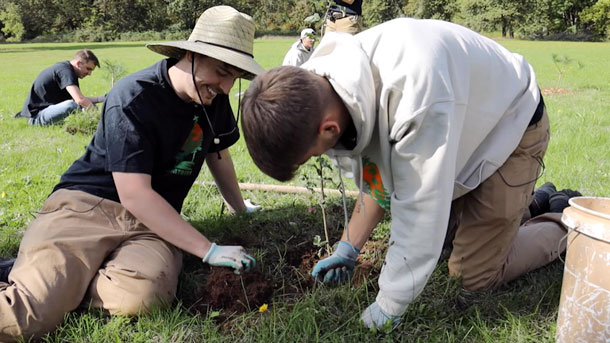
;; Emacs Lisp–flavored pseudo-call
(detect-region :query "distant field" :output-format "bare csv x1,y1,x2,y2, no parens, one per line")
0,39,293,112
2,38,608,193
0,37,609,342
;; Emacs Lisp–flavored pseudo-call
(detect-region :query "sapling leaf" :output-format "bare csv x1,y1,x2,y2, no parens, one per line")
304,13,321,23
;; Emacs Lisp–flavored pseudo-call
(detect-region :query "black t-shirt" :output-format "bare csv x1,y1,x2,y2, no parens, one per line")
53,58,239,212
332,0,362,15
20,61,79,118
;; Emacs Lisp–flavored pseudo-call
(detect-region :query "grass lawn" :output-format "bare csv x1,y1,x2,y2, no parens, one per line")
0,35,609,342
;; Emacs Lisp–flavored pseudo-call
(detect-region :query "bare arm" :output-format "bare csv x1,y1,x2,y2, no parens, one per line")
66,85,94,108
341,192,386,249
113,172,212,258
206,149,247,213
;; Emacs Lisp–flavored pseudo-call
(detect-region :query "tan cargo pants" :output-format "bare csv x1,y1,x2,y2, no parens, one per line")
0,189,182,342
324,15,363,35
448,109,567,290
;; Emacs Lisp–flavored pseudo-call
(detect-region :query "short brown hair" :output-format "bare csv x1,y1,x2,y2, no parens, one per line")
241,66,324,181
74,49,100,67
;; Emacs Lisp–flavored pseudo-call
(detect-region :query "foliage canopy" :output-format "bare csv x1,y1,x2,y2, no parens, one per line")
0,0,607,42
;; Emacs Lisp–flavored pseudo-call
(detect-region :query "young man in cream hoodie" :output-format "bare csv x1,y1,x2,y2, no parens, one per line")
241,18,576,329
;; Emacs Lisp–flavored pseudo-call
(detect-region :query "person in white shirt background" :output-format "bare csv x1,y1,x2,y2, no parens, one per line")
282,28,316,67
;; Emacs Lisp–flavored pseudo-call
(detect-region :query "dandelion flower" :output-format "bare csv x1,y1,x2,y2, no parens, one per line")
258,303,268,313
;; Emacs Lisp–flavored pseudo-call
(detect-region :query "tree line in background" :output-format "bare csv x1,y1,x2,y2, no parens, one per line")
0,0,608,43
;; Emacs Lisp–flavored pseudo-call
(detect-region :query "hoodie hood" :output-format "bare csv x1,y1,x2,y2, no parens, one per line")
301,32,379,244
302,32,376,158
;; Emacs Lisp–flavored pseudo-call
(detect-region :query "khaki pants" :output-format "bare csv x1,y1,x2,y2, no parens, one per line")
324,15,363,35
448,110,567,290
0,190,182,342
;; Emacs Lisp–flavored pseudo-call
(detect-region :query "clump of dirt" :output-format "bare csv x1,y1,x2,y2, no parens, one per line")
197,267,273,315
285,246,319,272
274,246,318,297
352,239,386,286
353,262,375,286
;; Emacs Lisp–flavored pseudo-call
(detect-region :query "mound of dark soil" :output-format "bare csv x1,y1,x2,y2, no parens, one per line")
179,200,387,320
199,268,273,314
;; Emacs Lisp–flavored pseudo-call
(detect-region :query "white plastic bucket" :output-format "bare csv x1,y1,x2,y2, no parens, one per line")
557,197,610,343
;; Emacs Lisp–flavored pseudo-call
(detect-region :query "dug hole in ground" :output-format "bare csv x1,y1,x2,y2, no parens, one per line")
179,182,383,326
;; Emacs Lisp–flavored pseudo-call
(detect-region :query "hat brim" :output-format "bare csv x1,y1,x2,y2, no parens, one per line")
147,41,264,80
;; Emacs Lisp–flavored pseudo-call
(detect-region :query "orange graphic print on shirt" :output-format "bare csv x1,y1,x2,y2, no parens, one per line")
362,157,390,210
171,116,203,176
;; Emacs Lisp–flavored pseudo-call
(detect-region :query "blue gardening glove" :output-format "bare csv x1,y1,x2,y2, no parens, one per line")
202,243,256,274
311,241,359,283
361,301,402,329
244,199,262,213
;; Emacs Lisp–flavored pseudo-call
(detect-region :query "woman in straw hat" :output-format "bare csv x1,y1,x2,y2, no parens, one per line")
0,6,264,341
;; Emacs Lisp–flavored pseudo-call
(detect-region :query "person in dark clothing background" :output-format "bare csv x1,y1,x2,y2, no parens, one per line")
324,0,363,35
18,49,105,126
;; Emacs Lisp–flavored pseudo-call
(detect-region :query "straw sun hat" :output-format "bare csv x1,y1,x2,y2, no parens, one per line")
147,5,264,80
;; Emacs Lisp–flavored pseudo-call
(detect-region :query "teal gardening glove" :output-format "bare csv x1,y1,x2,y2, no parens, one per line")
311,240,359,283
361,301,402,329
202,243,256,274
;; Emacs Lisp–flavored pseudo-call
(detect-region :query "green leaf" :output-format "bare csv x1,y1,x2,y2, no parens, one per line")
304,13,321,23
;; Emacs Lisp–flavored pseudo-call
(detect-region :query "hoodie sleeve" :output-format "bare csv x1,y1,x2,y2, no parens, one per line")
282,49,298,66
282,42,305,67
375,96,466,316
